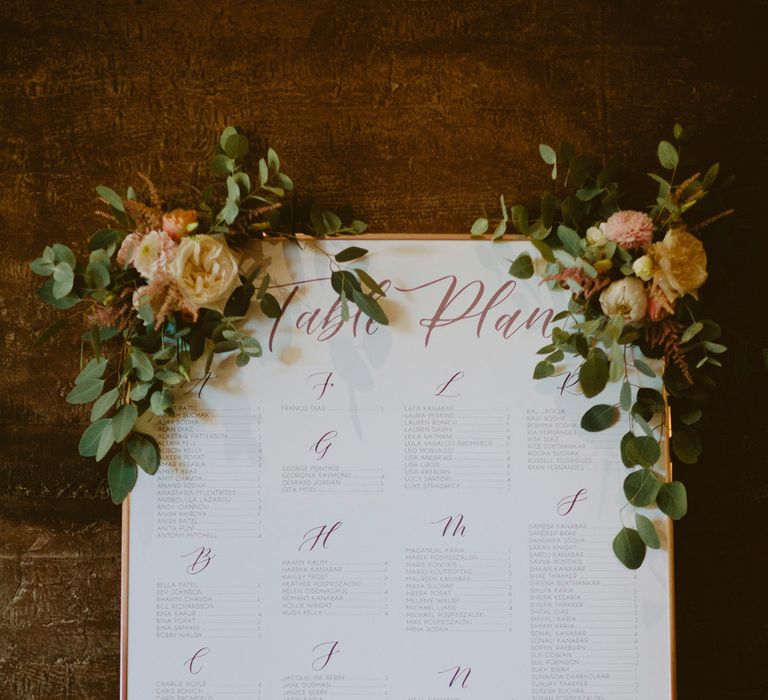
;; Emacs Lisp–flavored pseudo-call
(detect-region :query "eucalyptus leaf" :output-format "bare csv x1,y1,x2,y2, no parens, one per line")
352,290,388,325
78,419,111,457
623,468,661,506
30,257,54,275
127,432,160,475
130,382,151,401
533,361,554,379
509,253,534,279
267,147,280,174
635,514,661,549
580,404,618,432
354,268,386,296
66,378,104,404
620,380,632,411
657,141,679,170
530,237,555,263
85,262,110,289
95,186,125,212
340,286,350,322
335,246,368,263
681,321,704,344
634,359,656,378
612,527,646,569
260,293,282,319
219,126,238,150
95,421,115,461
702,162,719,189
220,201,239,225
557,225,583,256
88,228,120,252
130,348,154,382
625,435,661,468
657,481,688,520
150,390,173,416
620,432,635,467
112,404,138,442
511,205,529,234
90,388,119,421
671,429,702,464
52,263,74,299
108,451,138,504
224,133,249,160
75,358,107,385
211,154,234,175
580,349,609,398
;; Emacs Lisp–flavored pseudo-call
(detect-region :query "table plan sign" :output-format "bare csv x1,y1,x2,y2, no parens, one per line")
122,237,675,700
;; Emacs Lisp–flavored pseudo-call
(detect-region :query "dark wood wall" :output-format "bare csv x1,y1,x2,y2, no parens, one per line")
2,1,767,698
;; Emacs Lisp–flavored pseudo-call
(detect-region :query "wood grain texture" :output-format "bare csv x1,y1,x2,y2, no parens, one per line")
1,1,767,697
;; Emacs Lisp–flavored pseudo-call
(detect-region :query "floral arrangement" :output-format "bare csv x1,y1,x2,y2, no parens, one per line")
471,125,732,569
30,127,387,504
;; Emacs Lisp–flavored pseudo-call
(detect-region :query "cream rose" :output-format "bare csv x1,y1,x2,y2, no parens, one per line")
169,235,242,313
632,255,654,282
586,224,607,246
599,277,648,324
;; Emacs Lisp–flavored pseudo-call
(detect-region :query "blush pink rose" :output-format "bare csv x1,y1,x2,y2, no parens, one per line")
603,210,654,250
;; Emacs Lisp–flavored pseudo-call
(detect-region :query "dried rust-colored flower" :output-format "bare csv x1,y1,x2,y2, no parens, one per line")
645,319,692,385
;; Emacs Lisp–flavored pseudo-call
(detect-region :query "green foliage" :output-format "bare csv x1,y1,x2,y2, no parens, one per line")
657,481,688,520
635,514,661,549
623,468,661,506
612,528,646,569
579,348,609,398
127,433,160,475
108,451,138,504
580,404,618,432
509,253,534,279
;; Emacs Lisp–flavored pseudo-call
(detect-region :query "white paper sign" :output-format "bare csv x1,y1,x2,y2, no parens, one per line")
124,238,674,700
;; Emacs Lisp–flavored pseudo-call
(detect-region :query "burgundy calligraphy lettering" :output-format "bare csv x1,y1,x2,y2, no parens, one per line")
181,546,214,575
300,521,342,551
312,641,340,670
396,276,553,346
436,371,464,398
557,489,589,516
268,278,389,351
439,665,472,688
311,430,337,460
184,647,210,675
308,371,335,400
432,514,466,537
558,370,581,395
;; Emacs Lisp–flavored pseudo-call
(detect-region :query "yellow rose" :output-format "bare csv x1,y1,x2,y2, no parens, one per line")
169,235,242,313
651,227,708,302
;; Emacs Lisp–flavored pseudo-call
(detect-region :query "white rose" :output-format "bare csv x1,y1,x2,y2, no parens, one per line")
169,235,242,313
586,223,607,246
632,255,654,281
599,277,648,324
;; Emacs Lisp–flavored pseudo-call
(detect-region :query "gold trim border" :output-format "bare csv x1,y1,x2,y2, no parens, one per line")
119,233,677,699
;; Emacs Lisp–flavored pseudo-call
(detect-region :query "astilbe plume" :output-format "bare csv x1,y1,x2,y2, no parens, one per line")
645,318,693,385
